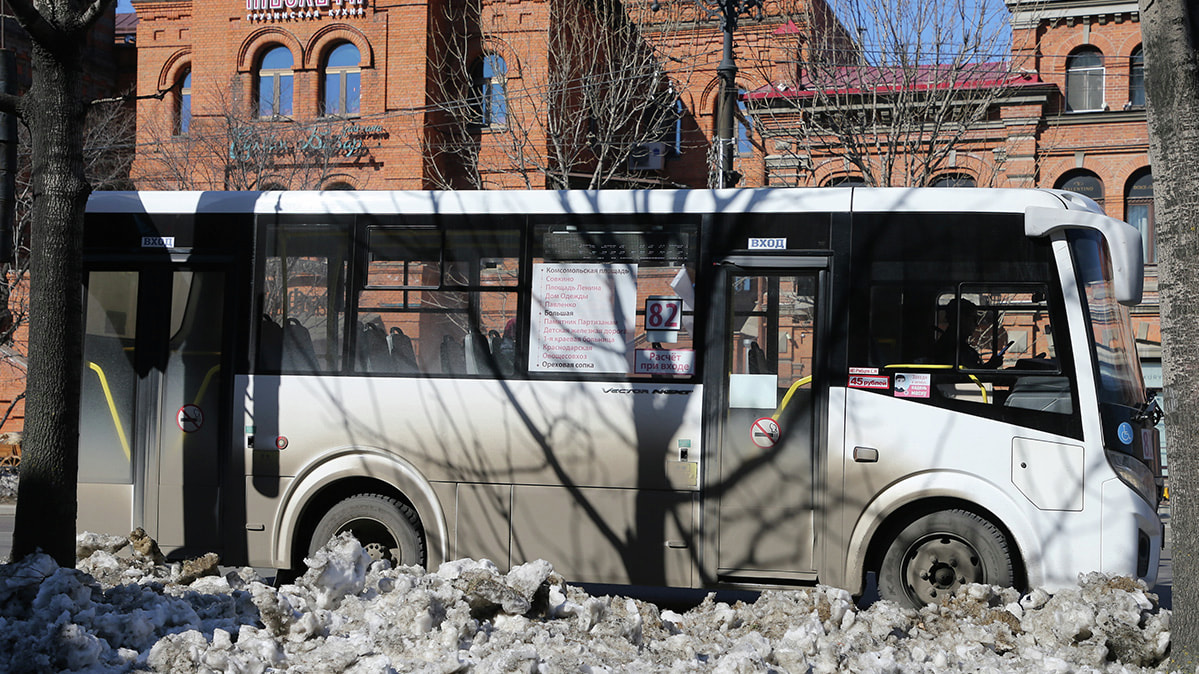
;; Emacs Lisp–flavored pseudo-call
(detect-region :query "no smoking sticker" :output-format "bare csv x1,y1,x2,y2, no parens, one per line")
750,417,781,449
177,404,204,433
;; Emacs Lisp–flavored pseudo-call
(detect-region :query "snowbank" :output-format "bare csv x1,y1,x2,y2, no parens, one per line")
0,468,16,503
0,531,1175,672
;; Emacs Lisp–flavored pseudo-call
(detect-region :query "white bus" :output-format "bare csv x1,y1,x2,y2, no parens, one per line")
77,188,1162,607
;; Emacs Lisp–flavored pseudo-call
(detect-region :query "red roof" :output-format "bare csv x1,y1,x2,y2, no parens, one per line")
115,12,138,41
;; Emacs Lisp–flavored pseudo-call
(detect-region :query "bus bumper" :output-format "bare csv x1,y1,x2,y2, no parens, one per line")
1101,477,1161,587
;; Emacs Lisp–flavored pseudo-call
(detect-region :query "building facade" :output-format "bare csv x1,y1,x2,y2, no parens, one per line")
125,0,855,191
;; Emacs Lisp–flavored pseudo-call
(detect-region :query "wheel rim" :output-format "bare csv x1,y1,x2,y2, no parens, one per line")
336,517,401,564
901,533,985,605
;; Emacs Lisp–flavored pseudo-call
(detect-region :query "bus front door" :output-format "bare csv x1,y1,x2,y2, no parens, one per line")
78,267,229,558
715,267,822,581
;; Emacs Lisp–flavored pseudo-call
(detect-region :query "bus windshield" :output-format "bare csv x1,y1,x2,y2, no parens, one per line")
1068,229,1146,410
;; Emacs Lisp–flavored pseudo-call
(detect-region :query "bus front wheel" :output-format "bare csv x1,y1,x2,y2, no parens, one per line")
308,494,426,568
878,509,1014,608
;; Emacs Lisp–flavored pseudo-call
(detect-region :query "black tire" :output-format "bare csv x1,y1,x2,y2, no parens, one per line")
308,494,426,567
877,509,1014,608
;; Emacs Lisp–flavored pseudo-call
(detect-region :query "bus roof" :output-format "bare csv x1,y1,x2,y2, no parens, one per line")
85,187,1089,217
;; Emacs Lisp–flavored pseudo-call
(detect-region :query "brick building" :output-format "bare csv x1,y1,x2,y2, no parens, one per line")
124,0,859,191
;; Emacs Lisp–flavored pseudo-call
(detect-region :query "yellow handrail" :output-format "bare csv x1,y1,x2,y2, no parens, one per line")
193,364,221,406
87,362,131,461
773,375,813,420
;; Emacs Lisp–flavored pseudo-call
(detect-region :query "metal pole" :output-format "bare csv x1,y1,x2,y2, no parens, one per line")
716,16,736,189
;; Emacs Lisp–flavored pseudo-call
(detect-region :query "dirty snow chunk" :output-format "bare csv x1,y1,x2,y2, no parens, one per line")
437,557,500,580
505,559,554,601
0,546,1177,673
298,532,371,610
59,622,107,671
77,549,125,584
75,532,129,561
0,468,16,503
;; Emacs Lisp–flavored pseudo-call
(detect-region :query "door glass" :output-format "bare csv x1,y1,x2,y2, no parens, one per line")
80,271,138,484
728,275,816,407
719,272,819,574
158,270,225,550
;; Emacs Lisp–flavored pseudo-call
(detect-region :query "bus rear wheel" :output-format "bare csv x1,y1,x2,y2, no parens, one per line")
308,494,426,568
878,509,1014,608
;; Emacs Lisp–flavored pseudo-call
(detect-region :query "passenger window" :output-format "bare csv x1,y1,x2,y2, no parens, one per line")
934,286,1058,371
928,286,1072,415
258,225,349,374
849,214,1081,438
356,225,521,377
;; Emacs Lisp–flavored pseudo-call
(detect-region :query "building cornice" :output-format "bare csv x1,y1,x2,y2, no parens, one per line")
1006,0,1138,29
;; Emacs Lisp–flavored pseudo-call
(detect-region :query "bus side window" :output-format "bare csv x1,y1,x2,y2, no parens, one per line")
356,224,521,378
849,214,1081,438
529,221,699,380
259,225,349,374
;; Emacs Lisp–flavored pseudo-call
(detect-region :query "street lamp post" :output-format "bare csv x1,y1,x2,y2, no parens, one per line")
653,0,760,188
712,0,760,188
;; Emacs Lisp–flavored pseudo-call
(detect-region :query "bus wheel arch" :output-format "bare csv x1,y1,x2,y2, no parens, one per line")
864,499,1028,607
299,483,426,569
277,452,448,573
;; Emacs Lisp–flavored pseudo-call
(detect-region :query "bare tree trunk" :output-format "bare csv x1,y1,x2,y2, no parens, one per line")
10,38,90,566
1136,0,1199,669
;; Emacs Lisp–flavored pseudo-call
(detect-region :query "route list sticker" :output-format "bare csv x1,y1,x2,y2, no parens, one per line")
530,263,637,373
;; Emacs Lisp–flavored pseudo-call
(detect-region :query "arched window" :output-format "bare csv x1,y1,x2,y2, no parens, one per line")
323,42,361,117
931,174,976,187
1129,46,1145,108
258,46,294,118
1057,170,1104,211
174,69,191,135
824,175,866,187
1126,170,1155,264
474,54,507,127
1066,47,1105,112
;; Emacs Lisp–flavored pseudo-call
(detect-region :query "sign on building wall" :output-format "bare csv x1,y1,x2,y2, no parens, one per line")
246,0,368,22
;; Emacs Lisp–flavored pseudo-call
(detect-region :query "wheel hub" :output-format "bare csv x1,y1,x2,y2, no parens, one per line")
338,518,400,565
904,535,983,604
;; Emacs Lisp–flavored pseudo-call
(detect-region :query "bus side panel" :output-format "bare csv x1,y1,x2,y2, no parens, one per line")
840,387,1109,591
510,486,696,586
240,375,704,580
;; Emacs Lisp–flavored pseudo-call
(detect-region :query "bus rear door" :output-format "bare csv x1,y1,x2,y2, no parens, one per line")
79,264,232,558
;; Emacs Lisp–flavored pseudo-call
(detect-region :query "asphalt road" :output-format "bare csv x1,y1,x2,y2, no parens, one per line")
0,504,11,559
0,503,1174,608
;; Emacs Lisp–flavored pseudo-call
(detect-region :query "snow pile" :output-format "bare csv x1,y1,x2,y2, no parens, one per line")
0,531,1174,672
0,468,16,503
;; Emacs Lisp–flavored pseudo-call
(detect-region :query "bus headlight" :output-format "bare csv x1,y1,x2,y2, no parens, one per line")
1107,450,1157,507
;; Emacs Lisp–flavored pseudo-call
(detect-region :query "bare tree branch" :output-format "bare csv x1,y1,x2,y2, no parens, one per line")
423,0,706,189
745,0,1037,187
